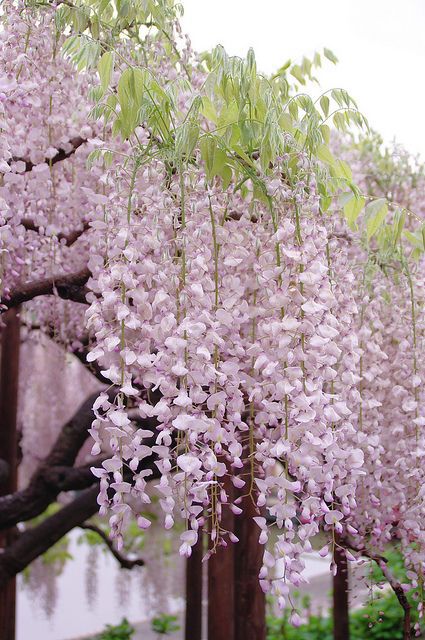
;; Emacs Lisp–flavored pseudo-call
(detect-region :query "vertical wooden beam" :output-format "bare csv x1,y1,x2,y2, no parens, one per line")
208,474,235,640
185,531,203,640
333,544,350,640
234,491,266,640
0,308,21,640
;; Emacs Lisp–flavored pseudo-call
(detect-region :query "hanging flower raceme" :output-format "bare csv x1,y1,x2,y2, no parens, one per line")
85,152,365,593
3,0,425,627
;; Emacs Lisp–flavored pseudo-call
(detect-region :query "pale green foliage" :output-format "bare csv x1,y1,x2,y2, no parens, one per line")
341,193,365,230
37,0,425,259
54,0,180,46
365,198,388,240
98,50,114,93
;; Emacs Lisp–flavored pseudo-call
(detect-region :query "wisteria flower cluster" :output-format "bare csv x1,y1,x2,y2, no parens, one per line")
1,0,424,628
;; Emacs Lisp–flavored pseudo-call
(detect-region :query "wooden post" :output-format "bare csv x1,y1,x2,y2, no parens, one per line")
333,544,350,640
208,474,235,640
185,532,203,640
0,308,21,640
234,492,266,640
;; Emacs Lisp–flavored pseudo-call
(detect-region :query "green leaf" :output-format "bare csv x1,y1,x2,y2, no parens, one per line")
288,100,298,121
200,136,216,181
219,163,232,190
212,148,228,176
116,67,145,138
231,144,256,169
365,198,388,240
201,96,217,124
320,95,330,118
324,47,338,64
343,194,365,230
313,51,322,68
333,112,346,131
320,124,330,145
392,208,406,246
279,112,293,133
334,159,352,181
290,64,306,85
320,195,332,212
403,229,424,249
117,68,144,110
175,121,199,160
98,51,114,94
316,143,336,167
272,59,291,79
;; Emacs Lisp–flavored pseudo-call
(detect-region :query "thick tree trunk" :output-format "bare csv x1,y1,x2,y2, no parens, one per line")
0,309,21,640
234,493,266,640
208,474,235,640
333,544,350,640
185,532,203,640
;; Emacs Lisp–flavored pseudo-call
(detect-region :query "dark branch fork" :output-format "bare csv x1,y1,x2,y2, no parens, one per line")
79,523,145,570
0,486,99,588
1,266,91,312
0,391,111,530
7,137,87,173
21,219,90,247
0,385,161,587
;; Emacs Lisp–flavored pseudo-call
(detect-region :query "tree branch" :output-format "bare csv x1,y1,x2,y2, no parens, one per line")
1,266,91,311
21,219,90,247
0,387,161,532
0,391,113,530
79,523,145,570
71,336,107,384
0,487,99,587
341,538,412,640
0,437,161,586
9,137,86,173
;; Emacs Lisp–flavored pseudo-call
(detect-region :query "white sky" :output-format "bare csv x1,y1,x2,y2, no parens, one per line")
181,0,425,161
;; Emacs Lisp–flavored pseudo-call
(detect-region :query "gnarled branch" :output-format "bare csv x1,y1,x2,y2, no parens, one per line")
0,486,99,587
79,523,145,570
9,137,86,173
0,438,161,587
1,266,91,311
0,390,111,530
21,219,90,247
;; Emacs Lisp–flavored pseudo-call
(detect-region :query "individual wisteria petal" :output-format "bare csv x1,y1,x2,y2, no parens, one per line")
177,454,202,474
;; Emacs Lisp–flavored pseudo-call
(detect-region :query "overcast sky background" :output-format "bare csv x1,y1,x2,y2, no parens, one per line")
181,0,425,161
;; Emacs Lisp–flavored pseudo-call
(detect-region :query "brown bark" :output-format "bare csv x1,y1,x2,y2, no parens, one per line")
185,531,203,640
0,486,98,588
21,219,90,246
8,137,86,173
234,493,265,640
79,523,145,570
0,390,114,531
1,266,91,311
0,308,21,640
333,544,350,640
375,556,411,640
208,474,235,640
0,437,162,588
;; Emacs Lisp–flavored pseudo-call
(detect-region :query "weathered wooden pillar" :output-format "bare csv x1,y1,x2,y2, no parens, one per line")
185,532,203,640
0,308,21,640
333,544,350,640
234,490,266,640
208,474,235,640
